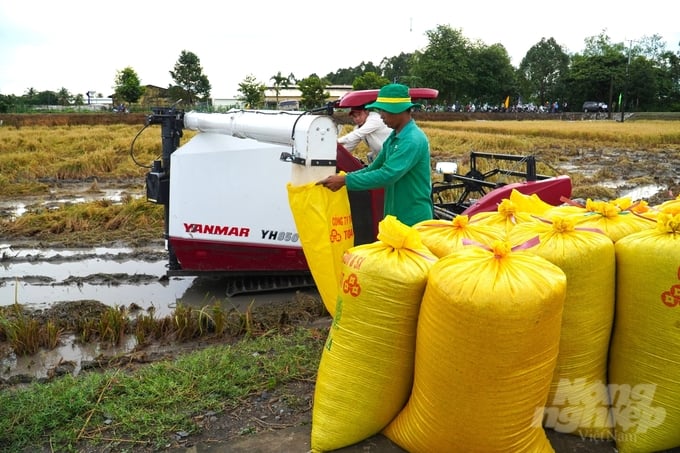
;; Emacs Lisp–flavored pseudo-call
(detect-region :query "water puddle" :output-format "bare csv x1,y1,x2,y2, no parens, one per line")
619,184,667,201
0,245,314,317
1,246,184,316
0,244,319,383
1,334,138,382
0,186,134,221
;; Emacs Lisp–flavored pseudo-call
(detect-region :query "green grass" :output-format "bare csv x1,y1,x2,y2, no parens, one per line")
0,327,324,452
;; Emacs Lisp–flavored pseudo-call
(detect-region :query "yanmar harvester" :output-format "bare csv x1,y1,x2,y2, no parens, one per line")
139,88,570,295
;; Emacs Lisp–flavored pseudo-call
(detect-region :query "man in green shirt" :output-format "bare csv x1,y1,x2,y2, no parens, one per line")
319,83,433,227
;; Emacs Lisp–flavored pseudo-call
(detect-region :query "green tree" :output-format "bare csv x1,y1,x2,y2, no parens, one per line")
0,93,16,113
297,74,330,110
56,87,72,106
658,50,680,110
627,56,659,111
325,66,357,85
636,34,667,63
351,72,390,90
34,90,58,106
469,43,517,106
169,50,212,105
630,35,678,111
415,25,473,105
325,61,382,86
237,74,266,108
270,71,291,108
381,53,415,85
566,53,621,111
517,37,570,106
581,30,623,57
114,67,145,104
565,32,627,112
24,88,38,105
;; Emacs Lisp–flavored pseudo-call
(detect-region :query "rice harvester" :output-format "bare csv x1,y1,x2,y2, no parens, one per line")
139,88,571,294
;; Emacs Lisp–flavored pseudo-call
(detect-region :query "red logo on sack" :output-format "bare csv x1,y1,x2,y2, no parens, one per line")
661,267,680,308
342,273,361,297
661,284,680,308
330,229,343,243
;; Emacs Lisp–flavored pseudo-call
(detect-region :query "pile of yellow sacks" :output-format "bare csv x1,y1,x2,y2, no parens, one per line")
293,184,680,453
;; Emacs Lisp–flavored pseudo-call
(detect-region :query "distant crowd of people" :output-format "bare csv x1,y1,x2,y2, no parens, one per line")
421,100,570,114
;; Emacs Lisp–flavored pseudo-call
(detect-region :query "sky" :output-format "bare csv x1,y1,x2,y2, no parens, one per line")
1,0,678,99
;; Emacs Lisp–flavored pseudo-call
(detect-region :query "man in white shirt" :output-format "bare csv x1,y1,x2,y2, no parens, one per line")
337,106,391,162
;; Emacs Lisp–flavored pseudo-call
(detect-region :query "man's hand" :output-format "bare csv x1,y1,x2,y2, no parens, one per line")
317,174,346,192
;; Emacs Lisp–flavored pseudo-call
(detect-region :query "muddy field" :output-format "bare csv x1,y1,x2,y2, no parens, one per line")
3,172,679,453
2,114,680,452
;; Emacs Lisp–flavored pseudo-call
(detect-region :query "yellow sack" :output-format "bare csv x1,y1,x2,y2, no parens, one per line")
413,214,506,258
608,213,680,453
384,240,566,453
469,198,538,234
311,215,437,453
547,198,656,242
655,194,680,215
510,215,616,439
287,181,354,317
509,188,556,215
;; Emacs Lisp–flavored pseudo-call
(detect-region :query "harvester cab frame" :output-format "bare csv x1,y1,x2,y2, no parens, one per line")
144,105,186,270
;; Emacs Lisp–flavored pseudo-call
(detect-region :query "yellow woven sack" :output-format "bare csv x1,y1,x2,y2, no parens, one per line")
510,215,616,439
413,214,505,258
310,215,437,453
469,198,538,234
509,188,556,215
287,181,355,317
655,194,680,215
547,198,656,242
608,213,680,453
384,240,566,453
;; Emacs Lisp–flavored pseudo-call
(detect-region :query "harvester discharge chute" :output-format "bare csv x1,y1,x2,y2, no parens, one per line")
141,103,392,296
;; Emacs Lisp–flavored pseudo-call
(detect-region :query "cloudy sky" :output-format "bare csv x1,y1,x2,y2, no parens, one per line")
1,0,678,99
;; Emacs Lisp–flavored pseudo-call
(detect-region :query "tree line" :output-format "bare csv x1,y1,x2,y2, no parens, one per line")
0,50,210,113
1,25,678,113
311,26,679,113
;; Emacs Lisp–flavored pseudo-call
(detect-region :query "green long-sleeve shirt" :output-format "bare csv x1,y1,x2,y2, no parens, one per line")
345,119,433,226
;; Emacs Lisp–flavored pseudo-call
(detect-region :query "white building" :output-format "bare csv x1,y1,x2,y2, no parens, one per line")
213,85,353,110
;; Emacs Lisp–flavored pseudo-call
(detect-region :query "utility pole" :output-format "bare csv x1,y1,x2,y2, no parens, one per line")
620,39,634,123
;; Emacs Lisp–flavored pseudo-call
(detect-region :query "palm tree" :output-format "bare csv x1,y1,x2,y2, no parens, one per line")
270,71,291,109
24,88,37,105
56,87,72,106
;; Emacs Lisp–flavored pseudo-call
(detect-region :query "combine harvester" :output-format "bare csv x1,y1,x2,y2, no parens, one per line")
136,89,571,295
